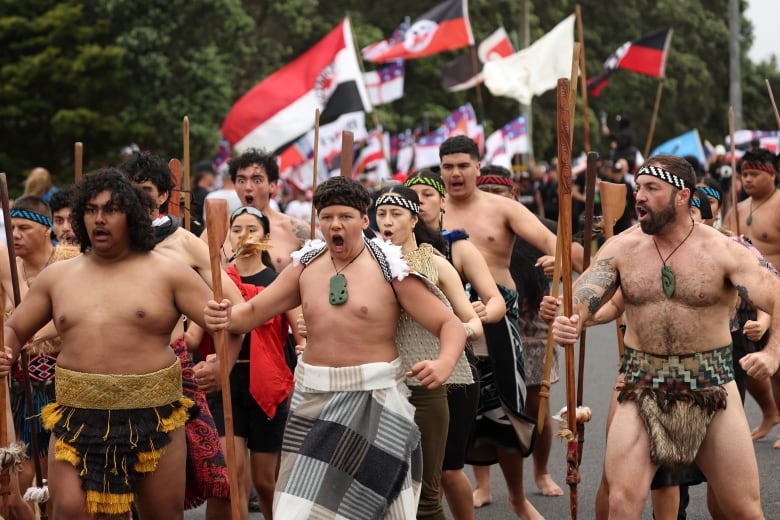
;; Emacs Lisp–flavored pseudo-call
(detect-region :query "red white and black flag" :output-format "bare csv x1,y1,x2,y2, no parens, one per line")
588,28,673,97
221,18,371,153
440,27,514,91
363,0,474,63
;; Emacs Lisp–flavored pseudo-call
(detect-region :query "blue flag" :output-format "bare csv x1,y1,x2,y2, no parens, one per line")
651,129,705,165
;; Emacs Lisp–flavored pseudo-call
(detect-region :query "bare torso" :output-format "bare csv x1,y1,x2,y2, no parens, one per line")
297,251,400,367
266,210,309,272
734,194,780,269
614,225,735,355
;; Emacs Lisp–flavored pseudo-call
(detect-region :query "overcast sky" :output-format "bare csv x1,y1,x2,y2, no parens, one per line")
746,0,779,63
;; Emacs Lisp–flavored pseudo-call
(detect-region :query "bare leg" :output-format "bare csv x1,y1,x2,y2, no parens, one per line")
525,385,563,496
47,435,96,520
440,469,474,520
650,486,679,520
471,465,492,507
214,436,249,520
250,451,279,520
596,377,622,520
496,447,543,520
134,427,187,520
745,374,780,440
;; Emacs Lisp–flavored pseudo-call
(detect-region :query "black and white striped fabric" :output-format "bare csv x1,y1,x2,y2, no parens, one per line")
637,165,688,190
374,194,419,215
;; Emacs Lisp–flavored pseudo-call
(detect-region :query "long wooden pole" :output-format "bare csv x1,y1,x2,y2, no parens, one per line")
729,107,740,236
575,5,592,153
183,116,191,231
74,142,83,184
599,181,627,360
340,131,354,178
0,174,47,519
537,233,562,434
310,109,321,240
557,78,578,520
643,78,665,158
167,159,183,218
766,79,780,129
569,43,581,148
205,199,240,520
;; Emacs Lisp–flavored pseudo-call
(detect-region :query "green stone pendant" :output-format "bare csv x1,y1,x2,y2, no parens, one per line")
661,265,676,298
329,273,348,305
746,213,753,226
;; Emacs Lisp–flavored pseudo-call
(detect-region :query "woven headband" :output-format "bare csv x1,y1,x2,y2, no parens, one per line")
476,175,513,187
740,161,776,174
636,165,689,190
404,176,446,197
698,186,722,202
10,209,52,228
692,189,713,220
374,194,419,215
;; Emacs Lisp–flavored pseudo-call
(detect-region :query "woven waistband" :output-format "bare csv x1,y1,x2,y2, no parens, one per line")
55,359,182,409
622,345,734,392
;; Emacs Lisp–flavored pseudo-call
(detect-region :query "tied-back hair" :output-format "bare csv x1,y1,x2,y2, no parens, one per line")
72,168,155,253
375,184,446,254
23,167,53,197
118,152,174,213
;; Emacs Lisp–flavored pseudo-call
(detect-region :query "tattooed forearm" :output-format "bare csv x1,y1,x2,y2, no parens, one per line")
572,257,619,316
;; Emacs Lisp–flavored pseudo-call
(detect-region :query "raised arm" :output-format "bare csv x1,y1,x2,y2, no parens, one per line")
434,256,483,340
451,239,506,323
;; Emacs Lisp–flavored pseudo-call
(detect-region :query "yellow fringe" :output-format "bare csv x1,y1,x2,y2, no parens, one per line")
40,403,63,430
53,439,80,466
85,489,135,515
158,398,194,432
134,449,163,473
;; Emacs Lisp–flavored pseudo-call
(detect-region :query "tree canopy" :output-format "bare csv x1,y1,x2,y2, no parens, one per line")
0,0,777,194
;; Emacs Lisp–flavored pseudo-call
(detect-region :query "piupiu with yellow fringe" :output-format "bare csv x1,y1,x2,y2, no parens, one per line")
41,359,194,515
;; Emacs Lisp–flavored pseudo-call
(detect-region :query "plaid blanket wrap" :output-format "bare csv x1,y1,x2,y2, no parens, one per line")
274,358,422,519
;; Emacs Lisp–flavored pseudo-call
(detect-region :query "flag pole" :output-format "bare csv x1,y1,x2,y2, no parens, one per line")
766,79,780,129
569,43,581,148
575,5,592,153
311,109,320,240
643,78,664,158
728,106,740,236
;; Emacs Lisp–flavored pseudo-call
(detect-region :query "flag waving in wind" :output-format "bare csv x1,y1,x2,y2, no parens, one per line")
441,27,514,91
221,18,372,153
588,28,673,97
364,0,474,63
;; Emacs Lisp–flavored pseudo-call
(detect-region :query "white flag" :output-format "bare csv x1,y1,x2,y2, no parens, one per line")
482,14,574,104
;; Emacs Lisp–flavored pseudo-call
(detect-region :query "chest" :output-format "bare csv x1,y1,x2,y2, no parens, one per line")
445,208,512,255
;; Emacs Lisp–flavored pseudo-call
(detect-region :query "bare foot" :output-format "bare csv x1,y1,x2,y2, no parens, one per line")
535,473,564,496
473,488,493,508
511,497,545,520
751,416,780,440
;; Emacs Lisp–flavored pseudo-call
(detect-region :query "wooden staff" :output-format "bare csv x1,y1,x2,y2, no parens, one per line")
0,174,47,517
183,116,191,231
728,107,740,236
556,78,579,519
310,109,321,240
168,159,183,218
341,131,354,178
537,229,562,434
74,142,83,183
576,151,598,464
767,79,780,129
0,278,7,508
205,198,240,520
599,181,627,359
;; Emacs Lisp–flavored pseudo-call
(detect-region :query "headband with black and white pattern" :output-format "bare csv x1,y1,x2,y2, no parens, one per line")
374,194,419,215
636,165,689,190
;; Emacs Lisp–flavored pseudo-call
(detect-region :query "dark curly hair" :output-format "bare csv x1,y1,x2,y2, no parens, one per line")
118,152,174,213
739,148,778,174
48,185,76,213
439,135,480,161
229,148,279,183
72,168,155,253
313,176,371,215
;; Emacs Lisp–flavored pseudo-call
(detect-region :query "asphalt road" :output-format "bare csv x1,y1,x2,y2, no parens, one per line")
186,321,780,519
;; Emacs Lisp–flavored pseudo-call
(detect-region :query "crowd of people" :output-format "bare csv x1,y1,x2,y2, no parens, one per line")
0,132,778,520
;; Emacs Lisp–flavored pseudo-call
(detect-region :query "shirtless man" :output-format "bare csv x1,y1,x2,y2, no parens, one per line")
553,155,780,519
205,176,467,519
119,152,244,518
202,149,311,271
438,136,582,519
49,185,78,245
0,169,238,519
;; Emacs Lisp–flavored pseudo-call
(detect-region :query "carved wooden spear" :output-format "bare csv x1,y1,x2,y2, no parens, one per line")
341,131,354,178
183,116,191,231
168,159,183,219
557,78,579,519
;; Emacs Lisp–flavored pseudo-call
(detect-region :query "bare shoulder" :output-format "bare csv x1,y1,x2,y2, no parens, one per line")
287,215,311,244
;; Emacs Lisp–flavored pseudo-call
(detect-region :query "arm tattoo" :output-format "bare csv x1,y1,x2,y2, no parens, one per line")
290,218,311,245
572,257,618,316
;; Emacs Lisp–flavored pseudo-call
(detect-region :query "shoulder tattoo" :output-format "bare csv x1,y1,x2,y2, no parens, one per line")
290,218,312,245
573,257,619,315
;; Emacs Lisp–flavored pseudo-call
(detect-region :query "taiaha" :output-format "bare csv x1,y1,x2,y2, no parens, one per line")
767,79,780,130
74,142,83,183
310,109,321,240
182,116,192,232
168,159,183,219
0,174,48,515
576,152,598,464
599,180,627,358
205,198,241,520
728,107,740,235
340,131,354,178
556,78,579,519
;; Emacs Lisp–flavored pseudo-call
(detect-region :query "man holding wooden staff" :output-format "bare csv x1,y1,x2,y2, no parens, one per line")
553,154,780,518
0,169,237,519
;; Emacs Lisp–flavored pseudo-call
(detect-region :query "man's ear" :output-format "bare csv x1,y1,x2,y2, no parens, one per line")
362,214,369,229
